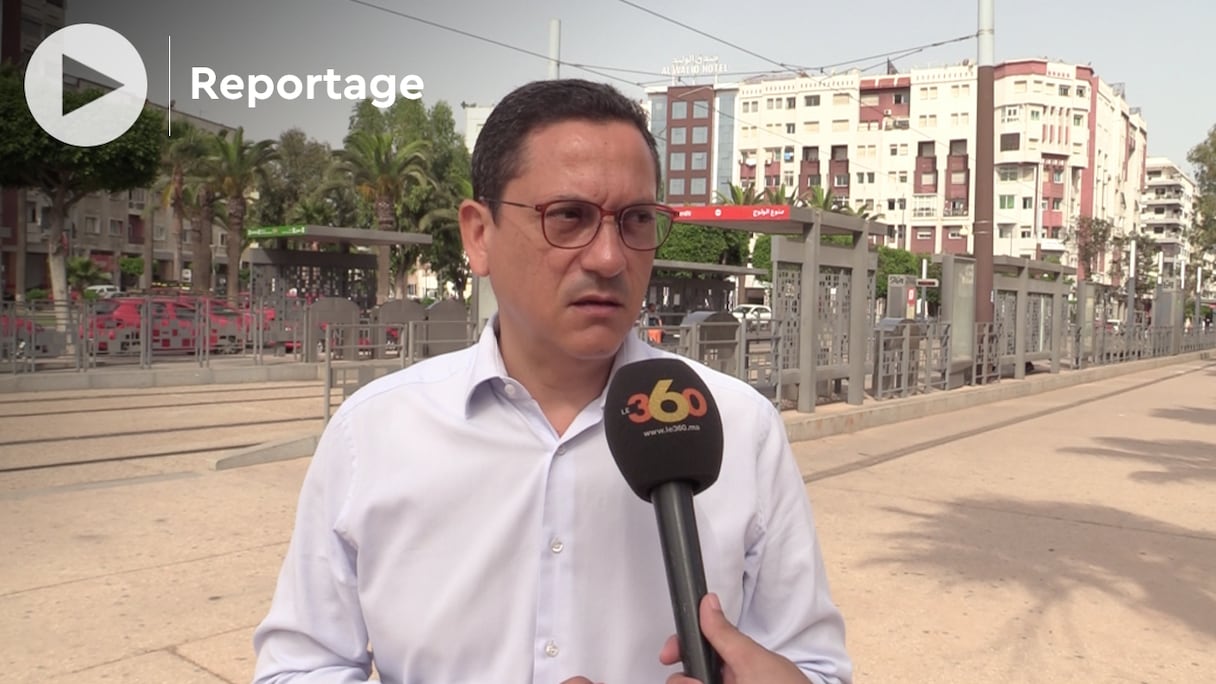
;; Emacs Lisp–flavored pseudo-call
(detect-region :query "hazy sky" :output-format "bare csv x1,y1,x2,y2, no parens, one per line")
70,0,1212,174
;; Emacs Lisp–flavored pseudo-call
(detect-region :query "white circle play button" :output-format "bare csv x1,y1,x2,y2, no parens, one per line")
24,23,148,148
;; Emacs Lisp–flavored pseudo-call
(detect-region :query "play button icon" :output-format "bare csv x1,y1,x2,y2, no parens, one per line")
24,24,148,148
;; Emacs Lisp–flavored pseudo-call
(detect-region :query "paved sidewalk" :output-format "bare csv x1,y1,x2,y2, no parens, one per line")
1,361,1212,682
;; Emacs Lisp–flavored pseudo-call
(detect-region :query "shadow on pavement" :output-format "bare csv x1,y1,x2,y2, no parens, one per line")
866,497,1216,643
1151,406,1216,426
1060,436,1216,484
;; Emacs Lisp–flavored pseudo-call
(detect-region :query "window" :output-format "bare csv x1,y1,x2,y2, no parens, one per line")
831,145,848,161
802,147,819,162
948,229,962,239
690,178,707,196
1001,105,1020,123
692,101,709,118
998,167,1018,182
921,172,937,185
1030,108,1041,121
1020,227,1032,239
154,223,167,241
833,174,849,187
806,174,822,187
1000,133,1020,151
832,119,849,132
949,139,967,155
894,93,908,104
690,152,707,170
998,224,1013,239
671,101,688,119
856,172,866,185
1013,80,1027,93
805,94,820,106
1073,114,1084,126
668,178,685,196
917,230,933,240
803,121,820,133
670,127,686,145
999,195,1015,209
950,171,967,185
785,97,796,109
1051,198,1062,210
832,93,850,106
669,152,686,171
1052,169,1064,183
889,144,899,156
1076,85,1086,97
85,216,100,234
1059,85,1071,96
860,93,879,107
691,126,708,144
109,219,123,236
887,198,897,211
1022,197,1034,209
918,141,935,157
899,144,909,156
783,146,795,162
899,171,908,183
786,123,796,134
867,172,875,183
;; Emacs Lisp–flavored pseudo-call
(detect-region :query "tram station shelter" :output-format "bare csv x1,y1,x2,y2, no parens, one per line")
245,224,431,310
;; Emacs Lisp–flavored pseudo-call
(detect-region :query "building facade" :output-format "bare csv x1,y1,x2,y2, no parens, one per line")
1140,157,1197,281
643,83,738,205
698,58,1147,283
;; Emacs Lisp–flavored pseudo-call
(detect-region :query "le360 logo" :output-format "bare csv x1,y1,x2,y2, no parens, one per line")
625,379,708,424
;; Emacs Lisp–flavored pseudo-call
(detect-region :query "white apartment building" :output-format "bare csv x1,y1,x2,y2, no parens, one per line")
720,58,1147,284
1140,157,1197,280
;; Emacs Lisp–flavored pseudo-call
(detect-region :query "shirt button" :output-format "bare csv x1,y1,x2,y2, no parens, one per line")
550,538,564,554
556,445,567,456
544,640,559,657
503,383,517,397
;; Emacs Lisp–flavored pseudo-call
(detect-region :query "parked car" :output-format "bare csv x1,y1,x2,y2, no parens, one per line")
85,284,121,299
731,304,773,330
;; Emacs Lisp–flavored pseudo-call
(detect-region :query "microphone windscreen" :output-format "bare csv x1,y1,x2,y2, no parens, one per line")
603,358,724,502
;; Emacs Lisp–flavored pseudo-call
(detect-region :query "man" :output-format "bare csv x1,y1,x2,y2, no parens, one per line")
252,79,851,683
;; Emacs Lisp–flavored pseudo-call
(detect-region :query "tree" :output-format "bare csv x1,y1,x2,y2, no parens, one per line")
1187,124,1216,265
334,128,434,302
0,64,163,308
1066,216,1113,282
204,127,277,303
256,128,335,228
154,119,208,282
66,256,108,295
180,181,221,293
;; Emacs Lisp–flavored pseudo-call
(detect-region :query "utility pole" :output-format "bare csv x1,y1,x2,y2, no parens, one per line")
548,19,561,79
974,0,996,327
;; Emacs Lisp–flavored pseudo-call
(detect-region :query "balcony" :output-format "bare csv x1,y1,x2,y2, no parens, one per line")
1143,193,1185,206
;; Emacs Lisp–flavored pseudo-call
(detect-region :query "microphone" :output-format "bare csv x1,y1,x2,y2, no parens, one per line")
603,358,724,684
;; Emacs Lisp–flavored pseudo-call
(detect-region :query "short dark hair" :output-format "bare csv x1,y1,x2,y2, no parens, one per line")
471,79,660,211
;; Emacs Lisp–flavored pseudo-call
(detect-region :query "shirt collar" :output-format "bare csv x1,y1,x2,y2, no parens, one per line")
462,315,662,418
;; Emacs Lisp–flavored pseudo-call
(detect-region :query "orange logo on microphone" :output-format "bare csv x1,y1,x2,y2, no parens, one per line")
625,378,708,424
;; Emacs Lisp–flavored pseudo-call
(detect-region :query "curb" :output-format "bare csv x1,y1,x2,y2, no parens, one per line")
211,434,320,471
781,350,1213,443
0,363,324,393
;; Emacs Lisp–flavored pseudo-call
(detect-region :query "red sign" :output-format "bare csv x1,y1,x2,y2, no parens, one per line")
673,205,791,223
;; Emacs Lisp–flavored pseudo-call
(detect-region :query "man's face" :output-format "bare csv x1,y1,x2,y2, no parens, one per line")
461,119,658,369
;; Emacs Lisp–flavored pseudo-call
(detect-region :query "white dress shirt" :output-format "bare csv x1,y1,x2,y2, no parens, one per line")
253,321,852,684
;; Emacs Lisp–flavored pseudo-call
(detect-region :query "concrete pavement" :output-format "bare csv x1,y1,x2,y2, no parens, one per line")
1,361,1213,682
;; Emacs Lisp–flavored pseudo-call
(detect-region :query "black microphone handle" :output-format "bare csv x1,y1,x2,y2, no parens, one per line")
652,481,723,684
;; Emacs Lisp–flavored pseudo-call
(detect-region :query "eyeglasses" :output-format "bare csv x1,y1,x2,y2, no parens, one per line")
481,197,676,251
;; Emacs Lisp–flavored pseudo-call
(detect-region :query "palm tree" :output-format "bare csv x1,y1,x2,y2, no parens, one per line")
179,181,221,294
333,129,435,303
205,127,277,303
66,256,109,295
715,182,765,206
289,194,337,226
156,121,209,282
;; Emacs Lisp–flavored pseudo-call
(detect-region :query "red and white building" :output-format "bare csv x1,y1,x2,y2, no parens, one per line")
713,58,1147,284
